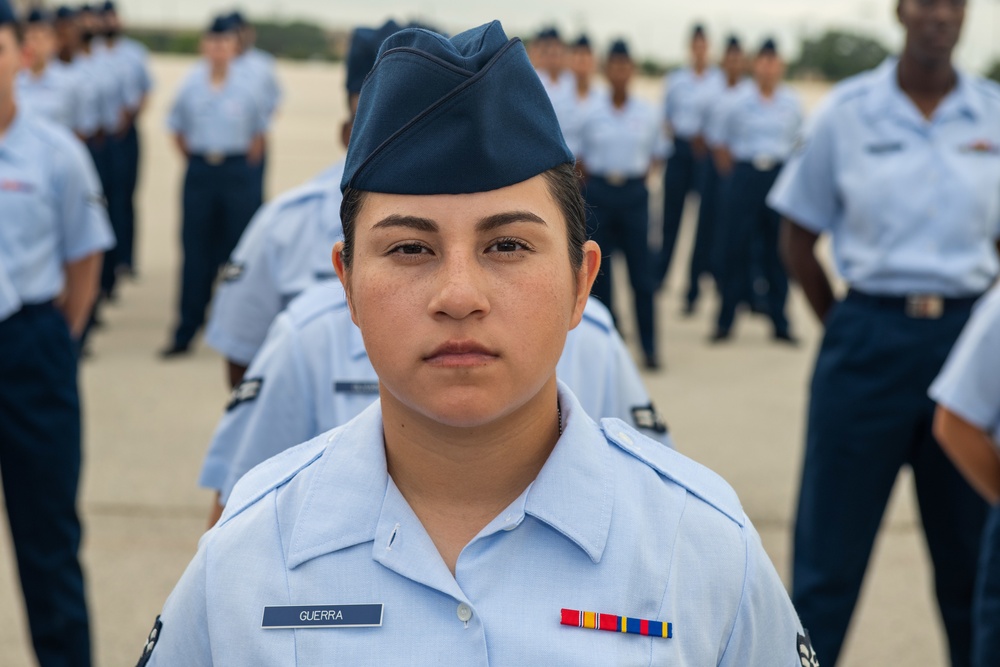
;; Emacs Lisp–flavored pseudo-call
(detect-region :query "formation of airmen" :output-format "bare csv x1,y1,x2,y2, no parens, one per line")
1,0,998,665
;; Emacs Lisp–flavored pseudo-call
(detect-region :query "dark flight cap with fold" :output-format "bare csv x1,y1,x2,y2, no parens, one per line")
758,38,778,57
608,39,630,59
342,20,573,196
25,8,52,23
100,1,116,14
55,6,76,20
725,35,741,51
207,15,234,34
345,20,401,95
573,34,590,49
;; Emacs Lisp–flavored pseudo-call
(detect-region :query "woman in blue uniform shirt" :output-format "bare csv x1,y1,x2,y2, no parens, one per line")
0,2,113,664
770,0,1000,663
137,22,810,666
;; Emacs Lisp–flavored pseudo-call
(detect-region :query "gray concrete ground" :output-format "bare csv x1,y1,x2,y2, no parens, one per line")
0,56,948,665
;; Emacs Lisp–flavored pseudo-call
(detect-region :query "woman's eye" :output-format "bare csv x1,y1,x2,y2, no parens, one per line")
489,239,531,254
391,244,429,255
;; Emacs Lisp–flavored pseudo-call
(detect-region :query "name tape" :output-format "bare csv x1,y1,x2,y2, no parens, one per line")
262,603,384,629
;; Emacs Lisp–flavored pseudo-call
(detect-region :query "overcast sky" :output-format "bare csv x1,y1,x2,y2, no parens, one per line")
117,0,1000,71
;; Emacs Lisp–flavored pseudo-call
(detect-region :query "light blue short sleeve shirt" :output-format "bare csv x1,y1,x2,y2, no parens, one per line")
204,161,345,365
929,283,1000,444
663,66,724,140
768,58,1000,296
0,112,113,320
168,63,268,154
145,385,806,666
714,83,803,162
16,66,75,129
578,95,666,178
201,292,672,503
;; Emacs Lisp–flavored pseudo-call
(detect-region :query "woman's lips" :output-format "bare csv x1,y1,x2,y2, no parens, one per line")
423,340,500,367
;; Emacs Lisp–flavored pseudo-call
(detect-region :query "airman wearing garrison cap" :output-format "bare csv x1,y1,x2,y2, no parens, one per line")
137,21,809,666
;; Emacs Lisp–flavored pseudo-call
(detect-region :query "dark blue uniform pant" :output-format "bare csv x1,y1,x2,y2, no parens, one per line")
172,155,261,348
793,292,987,667
0,303,91,667
656,137,705,287
115,124,141,272
973,502,1000,666
684,155,720,308
714,163,789,336
102,131,131,298
586,177,657,358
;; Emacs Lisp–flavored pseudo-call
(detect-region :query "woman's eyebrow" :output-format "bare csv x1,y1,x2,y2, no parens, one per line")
371,215,438,232
476,211,547,233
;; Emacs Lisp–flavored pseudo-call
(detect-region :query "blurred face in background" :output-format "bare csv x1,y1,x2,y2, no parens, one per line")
753,52,785,91
54,18,79,57
605,54,633,93
76,11,99,44
103,11,122,39
897,0,965,66
23,23,57,70
722,46,745,81
201,32,237,69
690,35,708,69
539,37,565,77
569,45,594,82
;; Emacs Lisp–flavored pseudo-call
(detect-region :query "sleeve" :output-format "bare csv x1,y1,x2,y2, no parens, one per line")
217,316,317,504
606,329,672,446
203,205,286,365
265,64,282,118
662,73,676,129
717,518,810,667
56,134,115,262
140,537,212,666
705,97,732,148
73,77,100,137
929,289,1000,434
166,86,186,134
766,98,842,234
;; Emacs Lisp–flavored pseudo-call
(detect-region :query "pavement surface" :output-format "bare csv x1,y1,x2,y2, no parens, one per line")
0,56,948,666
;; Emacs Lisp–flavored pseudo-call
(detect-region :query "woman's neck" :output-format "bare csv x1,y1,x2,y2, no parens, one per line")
382,378,561,571
0,98,17,138
897,52,956,119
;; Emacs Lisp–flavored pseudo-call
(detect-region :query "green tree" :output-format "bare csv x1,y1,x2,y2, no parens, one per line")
986,59,1000,84
790,30,890,81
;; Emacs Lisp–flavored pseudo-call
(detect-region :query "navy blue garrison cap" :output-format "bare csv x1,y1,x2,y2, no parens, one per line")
342,21,573,196
55,5,76,20
608,39,630,59
725,35,741,51
345,20,401,95
573,34,590,49
758,38,778,56
228,11,246,27
691,24,706,40
537,26,560,42
0,0,13,26
100,1,116,13
25,8,52,23
78,4,93,14
207,15,234,34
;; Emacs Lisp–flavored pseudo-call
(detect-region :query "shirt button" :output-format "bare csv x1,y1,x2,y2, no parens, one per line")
457,603,473,623
503,515,519,531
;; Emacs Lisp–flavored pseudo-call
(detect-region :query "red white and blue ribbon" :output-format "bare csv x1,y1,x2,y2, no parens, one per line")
560,608,672,638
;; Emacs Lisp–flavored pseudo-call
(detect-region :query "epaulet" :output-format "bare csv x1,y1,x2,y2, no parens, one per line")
580,299,614,335
971,76,1000,104
218,432,335,526
601,418,745,526
284,282,350,328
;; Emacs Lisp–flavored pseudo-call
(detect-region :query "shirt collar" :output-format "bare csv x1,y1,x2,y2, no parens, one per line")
0,110,31,163
865,57,981,126
285,382,615,571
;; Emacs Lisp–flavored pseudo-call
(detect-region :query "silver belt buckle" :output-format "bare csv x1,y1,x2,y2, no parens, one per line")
605,173,626,187
205,152,225,166
752,155,777,171
905,294,944,319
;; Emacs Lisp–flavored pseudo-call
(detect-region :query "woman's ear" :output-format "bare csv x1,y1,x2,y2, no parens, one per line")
570,240,602,329
332,242,359,326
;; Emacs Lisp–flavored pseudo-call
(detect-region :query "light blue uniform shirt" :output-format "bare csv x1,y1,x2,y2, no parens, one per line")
58,58,102,137
145,384,805,666
167,63,268,155
578,94,668,179
704,79,751,149
768,58,1000,297
85,46,127,134
929,282,1000,445
202,284,673,502
711,82,802,163
204,160,345,365
97,37,152,113
16,66,75,128
663,65,724,140
552,85,604,157
0,112,113,321
235,47,282,121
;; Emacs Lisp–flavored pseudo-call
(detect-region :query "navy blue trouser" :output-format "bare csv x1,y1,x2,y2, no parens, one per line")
656,137,706,287
714,162,789,336
793,292,987,667
172,155,261,348
585,177,657,358
0,303,91,667
684,155,720,307
102,131,132,297
115,124,141,272
974,502,1000,667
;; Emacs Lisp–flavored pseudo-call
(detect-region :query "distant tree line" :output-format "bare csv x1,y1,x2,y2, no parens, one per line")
129,21,1000,84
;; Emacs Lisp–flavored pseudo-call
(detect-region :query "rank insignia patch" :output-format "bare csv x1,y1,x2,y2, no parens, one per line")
798,631,819,667
227,377,263,411
632,403,668,434
220,261,246,282
135,616,162,667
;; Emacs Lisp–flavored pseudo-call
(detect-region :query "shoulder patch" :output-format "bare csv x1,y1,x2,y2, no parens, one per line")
135,616,162,667
220,261,245,282
631,403,668,434
602,418,744,526
219,432,334,526
798,631,820,667
227,377,263,411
